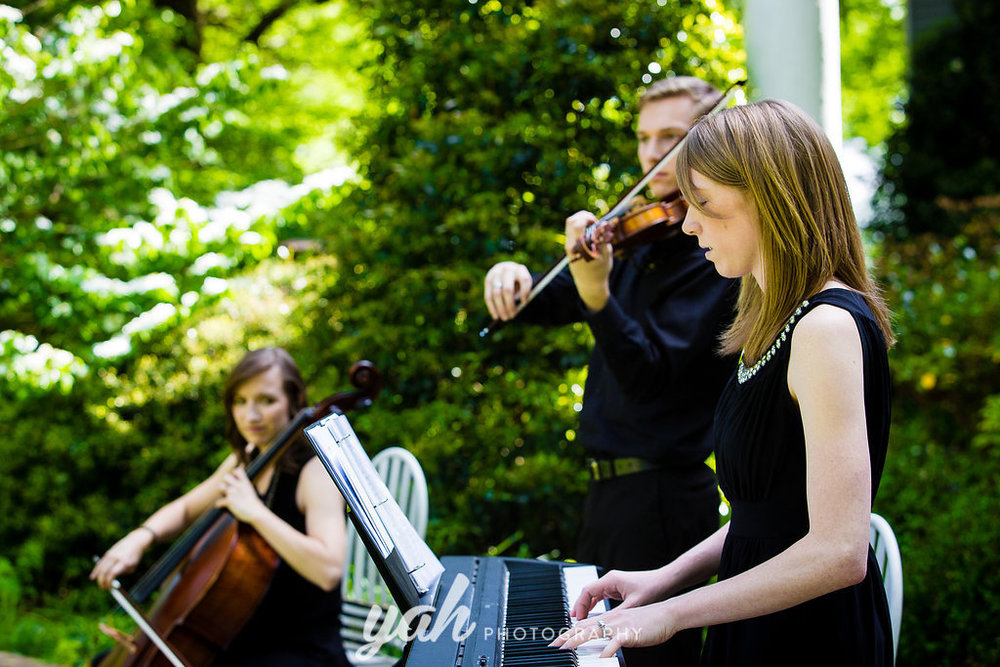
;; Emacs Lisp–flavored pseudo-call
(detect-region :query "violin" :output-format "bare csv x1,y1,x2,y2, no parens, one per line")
571,192,689,261
479,80,744,338
96,361,383,667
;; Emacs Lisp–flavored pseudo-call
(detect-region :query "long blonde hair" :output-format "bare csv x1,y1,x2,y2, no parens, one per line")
676,100,894,362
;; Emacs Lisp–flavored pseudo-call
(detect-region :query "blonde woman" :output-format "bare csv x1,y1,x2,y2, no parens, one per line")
555,100,895,666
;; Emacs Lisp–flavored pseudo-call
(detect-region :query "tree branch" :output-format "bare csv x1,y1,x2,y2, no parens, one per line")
244,0,334,45
245,0,300,45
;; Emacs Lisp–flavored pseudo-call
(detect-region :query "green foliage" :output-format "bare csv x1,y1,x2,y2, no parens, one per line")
876,203,1000,666
3,9,741,663
12,1,1000,666
864,4,1000,656
197,0,376,174
0,0,347,615
875,0,1000,238
295,0,745,560
0,558,21,616
0,576,106,663
0,0,302,369
839,0,907,148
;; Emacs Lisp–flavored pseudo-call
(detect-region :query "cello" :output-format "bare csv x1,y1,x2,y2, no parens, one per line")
96,360,383,667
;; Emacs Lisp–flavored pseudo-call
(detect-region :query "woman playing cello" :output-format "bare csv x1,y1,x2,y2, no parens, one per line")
90,347,351,666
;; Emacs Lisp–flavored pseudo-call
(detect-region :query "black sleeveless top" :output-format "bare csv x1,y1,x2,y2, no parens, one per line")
216,456,350,666
700,289,893,667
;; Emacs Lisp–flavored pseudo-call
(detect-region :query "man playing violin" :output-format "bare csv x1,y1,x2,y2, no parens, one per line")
483,76,737,667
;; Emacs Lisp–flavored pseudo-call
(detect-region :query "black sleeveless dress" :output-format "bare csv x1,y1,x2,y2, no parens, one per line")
216,457,351,667
700,289,893,667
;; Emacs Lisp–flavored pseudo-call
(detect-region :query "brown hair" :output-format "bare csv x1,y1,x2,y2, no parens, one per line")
676,99,894,362
223,347,311,470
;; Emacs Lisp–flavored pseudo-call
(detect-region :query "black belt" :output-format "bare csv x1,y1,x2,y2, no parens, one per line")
587,457,660,481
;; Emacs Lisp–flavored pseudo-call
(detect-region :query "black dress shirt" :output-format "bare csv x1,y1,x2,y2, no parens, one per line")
519,231,738,466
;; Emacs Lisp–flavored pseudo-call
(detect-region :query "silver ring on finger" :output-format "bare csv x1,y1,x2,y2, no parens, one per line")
597,619,610,639
493,281,503,289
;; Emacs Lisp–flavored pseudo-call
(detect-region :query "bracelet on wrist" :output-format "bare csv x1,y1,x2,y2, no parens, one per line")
136,524,158,543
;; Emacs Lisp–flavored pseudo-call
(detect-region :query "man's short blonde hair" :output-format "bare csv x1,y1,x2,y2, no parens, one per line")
637,76,720,111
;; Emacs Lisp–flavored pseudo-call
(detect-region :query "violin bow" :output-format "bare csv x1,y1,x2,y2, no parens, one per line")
480,79,746,338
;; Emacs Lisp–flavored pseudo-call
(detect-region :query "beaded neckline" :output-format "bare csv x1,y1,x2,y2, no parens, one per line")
736,298,810,384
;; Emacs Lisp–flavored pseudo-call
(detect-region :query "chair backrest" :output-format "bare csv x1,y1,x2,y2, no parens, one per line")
371,446,429,538
870,512,903,662
340,446,429,663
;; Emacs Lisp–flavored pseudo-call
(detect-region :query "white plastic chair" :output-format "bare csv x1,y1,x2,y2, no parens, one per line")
341,447,429,665
870,512,903,663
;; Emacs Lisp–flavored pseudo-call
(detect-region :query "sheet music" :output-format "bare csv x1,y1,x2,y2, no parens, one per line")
306,414,444,595
306,420,393,557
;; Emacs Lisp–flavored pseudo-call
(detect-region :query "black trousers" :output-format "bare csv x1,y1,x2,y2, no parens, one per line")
575,463,720,667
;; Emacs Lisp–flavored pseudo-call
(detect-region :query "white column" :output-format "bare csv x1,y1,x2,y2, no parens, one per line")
742,0,842,151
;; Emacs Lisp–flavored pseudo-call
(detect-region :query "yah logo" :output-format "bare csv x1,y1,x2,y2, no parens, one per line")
353,573,643,660
354,573,476,660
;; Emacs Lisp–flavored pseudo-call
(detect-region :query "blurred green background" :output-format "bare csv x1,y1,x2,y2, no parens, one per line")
1,0,997,664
